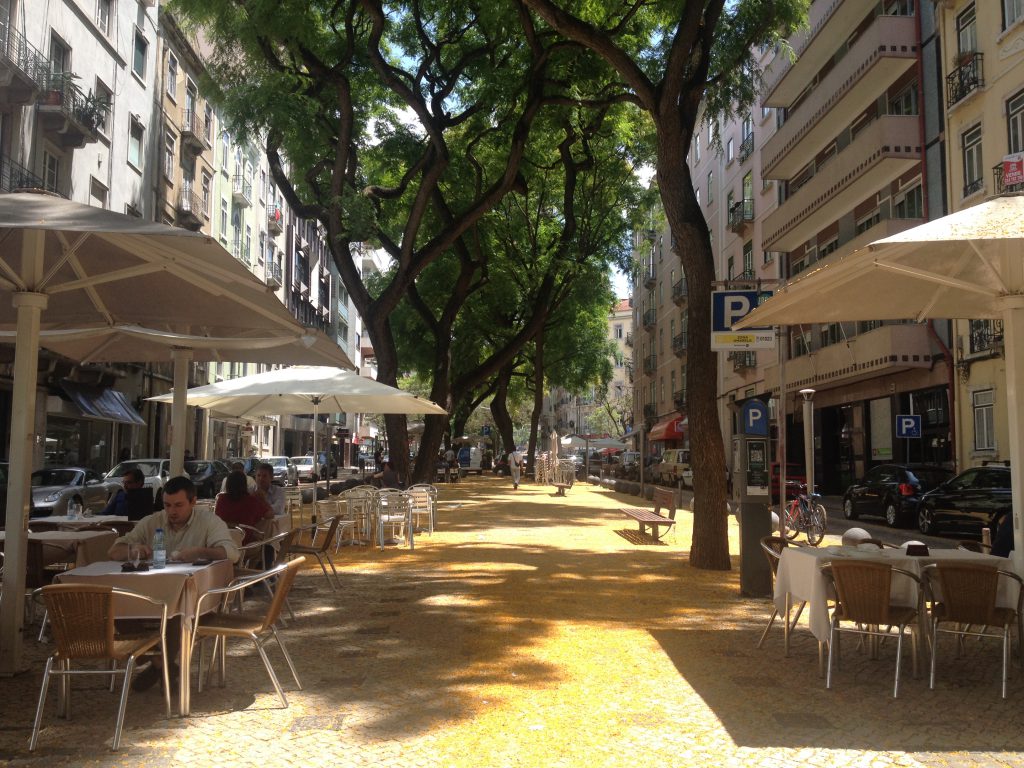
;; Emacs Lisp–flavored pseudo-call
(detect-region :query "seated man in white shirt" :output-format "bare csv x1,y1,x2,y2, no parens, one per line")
254,462,285,517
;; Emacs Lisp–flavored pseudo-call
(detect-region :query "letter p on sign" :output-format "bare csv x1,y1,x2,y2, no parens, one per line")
724,295,753,329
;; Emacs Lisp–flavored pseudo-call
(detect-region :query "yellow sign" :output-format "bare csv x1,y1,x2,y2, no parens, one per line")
711,331,776,351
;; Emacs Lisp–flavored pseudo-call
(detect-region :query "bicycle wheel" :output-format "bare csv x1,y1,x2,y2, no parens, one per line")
805,503,827,546
782,501,800,540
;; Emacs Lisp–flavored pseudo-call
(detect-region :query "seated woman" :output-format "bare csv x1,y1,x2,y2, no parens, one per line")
372,460,401,489
215,470,273,544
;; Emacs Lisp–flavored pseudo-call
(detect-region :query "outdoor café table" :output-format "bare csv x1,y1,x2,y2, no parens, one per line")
35,514,129,529
774,544,1016,646
56,558,234,716
0,529,117,567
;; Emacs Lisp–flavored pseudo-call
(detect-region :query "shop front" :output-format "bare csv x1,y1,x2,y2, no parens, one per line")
45,381,146,473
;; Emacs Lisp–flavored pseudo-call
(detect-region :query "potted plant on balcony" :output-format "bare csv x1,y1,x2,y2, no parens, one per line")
953,50,976,68
74,89,110,133
41,71,78,107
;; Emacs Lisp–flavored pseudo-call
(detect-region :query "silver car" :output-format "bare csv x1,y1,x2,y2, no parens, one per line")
30,467,117,517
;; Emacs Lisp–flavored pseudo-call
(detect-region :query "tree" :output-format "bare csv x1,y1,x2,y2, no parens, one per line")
520,0,808,569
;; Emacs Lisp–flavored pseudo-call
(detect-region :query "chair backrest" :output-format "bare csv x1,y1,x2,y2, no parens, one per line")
957,540,987,553
926,562,1000,626
760,535,788,578
260,557,305,631
228,527,245,547
313,515,342,552
823,560,898,625
40,583,115,659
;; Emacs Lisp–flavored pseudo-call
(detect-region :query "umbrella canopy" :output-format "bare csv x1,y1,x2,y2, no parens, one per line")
560,435,627,451
0,192,349,674
735,193,1024,571
149,365,447,417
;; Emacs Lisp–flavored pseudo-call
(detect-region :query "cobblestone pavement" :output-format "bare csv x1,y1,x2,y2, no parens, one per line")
2,477,1024,767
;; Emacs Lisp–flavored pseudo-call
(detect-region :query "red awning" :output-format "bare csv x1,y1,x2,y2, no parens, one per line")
648,413,687,442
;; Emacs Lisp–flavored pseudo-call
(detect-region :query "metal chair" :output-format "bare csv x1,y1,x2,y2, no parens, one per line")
192,558,305,707
407,483,436,534
922,562,1024,698
821,560,921,697
376,490,413,551
288,517,343,589
757,535,806,650
29,584,170,751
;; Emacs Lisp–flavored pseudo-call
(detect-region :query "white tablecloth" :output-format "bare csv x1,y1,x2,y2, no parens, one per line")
774,545,1016,642
34,514,129,529
0,530,117,566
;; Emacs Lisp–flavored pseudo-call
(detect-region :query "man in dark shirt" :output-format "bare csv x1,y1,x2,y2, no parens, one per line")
101,467,153,520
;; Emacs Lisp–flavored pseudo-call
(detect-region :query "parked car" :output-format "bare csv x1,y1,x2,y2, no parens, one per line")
657,448,693,488
843,463,953,528
291,455,318,483
225,455,297,486
185,459,231,498
458,446,484,475
917,463,1011,536
105,459,169,508
30,467,117,517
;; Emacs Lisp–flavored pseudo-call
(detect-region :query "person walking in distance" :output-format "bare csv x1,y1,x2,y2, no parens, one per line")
509,447,523,490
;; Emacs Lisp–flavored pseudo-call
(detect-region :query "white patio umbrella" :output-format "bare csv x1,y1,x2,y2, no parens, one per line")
0,192,350,673
149,366,447,469
734,193,1024,569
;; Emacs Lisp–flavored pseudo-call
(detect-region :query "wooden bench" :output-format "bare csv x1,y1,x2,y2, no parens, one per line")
552,482,571,496
619,487,678,542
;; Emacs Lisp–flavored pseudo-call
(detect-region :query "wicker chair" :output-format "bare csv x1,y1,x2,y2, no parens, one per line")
957,540,991,554
288,516,342,589
757,535,806,650
191,557,305,707
821,560,921,697
29,584,170,751
922,562,1024,698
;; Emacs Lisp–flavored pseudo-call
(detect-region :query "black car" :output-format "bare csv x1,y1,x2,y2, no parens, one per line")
843,463,953,527
918,463,1011,536
186,460,231,498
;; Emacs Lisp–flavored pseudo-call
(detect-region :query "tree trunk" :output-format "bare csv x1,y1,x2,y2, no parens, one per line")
526,334,545,474
489,364,515,456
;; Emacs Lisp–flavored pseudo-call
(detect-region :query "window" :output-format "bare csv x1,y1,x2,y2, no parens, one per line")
245,225,252,263
727,255,734,279
1008,90,1024,153
49,35,69,77
220,198,228,242
204,104,214,143
695,188,701,206
761,105,772,122
163,131,175,179
706,170,713,204
128,118,144,170
962,125,983,196
614,324,623,339
742,115,753,141
973,389,995,451
693,137,700,163
1006,0,1024,30
95,0,111,36
260,170,267,202
94,81,112,134
957,5,977,56
894,184,923,218
132,31,148,80
856,209,881,234
884,0,915,14
726,138,734,163
166,53,178,99
889,83,918,116
742,171,753,202
201,172,212,217
820,238,838,258
42,150,60,195
742,241,753,275
221,131,230,169
89,177,107,209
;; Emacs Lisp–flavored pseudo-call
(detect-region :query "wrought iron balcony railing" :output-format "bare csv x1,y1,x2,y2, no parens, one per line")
947,52,983,107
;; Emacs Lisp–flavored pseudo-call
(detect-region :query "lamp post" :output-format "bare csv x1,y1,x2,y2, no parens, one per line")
800,388,815,500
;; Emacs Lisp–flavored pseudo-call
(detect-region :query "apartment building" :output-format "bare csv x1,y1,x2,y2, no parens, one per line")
936,0,1024,470
756,0,953,493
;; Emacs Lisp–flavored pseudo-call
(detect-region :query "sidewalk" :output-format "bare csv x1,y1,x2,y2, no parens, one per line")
2,476,1023,767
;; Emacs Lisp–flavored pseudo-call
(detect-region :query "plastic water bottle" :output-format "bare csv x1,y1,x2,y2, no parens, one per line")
152,527,167,569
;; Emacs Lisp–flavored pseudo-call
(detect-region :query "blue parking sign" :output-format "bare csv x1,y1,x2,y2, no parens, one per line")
896,415,921,439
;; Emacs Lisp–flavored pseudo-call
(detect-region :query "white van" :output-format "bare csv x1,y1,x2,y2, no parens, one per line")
457,446,483,475
657,448,693,488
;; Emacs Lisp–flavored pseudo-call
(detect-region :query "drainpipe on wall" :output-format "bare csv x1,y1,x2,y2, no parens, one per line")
927,320,956,472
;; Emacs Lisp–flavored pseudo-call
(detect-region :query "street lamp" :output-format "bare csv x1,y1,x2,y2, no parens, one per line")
799,388,815,500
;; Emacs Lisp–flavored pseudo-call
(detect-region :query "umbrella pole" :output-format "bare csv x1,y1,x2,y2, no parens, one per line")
0,262,48,673
170,349,192,477
1002,299,1024,571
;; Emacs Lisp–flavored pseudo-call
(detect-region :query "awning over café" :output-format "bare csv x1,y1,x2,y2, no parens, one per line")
59,381,145,425
648,413,687,442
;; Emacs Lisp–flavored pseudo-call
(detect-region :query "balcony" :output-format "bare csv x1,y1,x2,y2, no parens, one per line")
361,337,374,358
727,199,754,233
0,151,65,197
266,261,282,289
967,319,1003,356
993,163,1024,196
671,278,688,306
232,174,252,207
643,403,656,422
180,108,209,154
730,351,757,372
642,308,656,329
175,185,204,231
739,133,754,163
36,75,105,149
762,0,878,106
672,332,688,357
624,331,633,347
267,204,283,235
231,238,251,266
642,354,657,374
764,323,933,394
643,264,656,288
0,27,47,106
761,14,916,180
947,53,983,108
672,389,687,410
763,115,920,252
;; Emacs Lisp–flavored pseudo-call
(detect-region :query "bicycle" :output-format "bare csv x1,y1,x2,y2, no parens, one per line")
782,492,827,545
